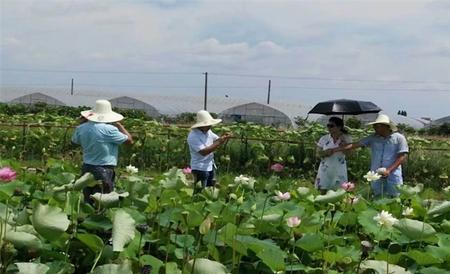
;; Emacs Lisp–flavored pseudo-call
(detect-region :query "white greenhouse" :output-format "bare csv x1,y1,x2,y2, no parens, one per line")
220,102,293,128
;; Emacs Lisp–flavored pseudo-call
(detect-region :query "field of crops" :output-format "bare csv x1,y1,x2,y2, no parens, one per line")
0,113,450,273
1,113,449,188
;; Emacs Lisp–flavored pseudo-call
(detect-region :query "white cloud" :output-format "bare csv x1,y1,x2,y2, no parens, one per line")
1,0,450,118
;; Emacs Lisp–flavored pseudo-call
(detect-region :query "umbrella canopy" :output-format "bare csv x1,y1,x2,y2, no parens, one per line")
308,99,382,115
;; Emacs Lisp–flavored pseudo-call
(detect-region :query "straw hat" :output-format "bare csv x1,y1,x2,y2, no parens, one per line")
191,110,222,129
81,99,124,123
367,114,397,131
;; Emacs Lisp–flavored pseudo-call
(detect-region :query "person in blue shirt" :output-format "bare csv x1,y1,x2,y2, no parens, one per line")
331,114,408,197
72,99,133,203
187,110,231,191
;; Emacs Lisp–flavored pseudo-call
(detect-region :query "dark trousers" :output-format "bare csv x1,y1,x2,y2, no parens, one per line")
81,163,115,204
192,169,215,188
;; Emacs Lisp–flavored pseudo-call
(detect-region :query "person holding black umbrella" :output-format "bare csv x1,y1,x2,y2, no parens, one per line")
315,117,352,194
331,114,409,198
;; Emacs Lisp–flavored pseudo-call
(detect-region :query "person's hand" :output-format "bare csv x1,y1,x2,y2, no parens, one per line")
323,148,335,157
218,133,232,144
377,167,390,177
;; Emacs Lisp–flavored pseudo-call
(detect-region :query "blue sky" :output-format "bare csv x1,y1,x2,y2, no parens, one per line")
1,0,450,119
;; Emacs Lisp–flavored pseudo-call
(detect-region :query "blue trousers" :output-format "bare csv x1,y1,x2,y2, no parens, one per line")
81,163,115,204
372,179,400,197
192,169,215,188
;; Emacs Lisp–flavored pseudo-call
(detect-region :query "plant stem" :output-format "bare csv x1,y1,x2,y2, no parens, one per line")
90,248,103,273
190,234,203,274
259,195,270,221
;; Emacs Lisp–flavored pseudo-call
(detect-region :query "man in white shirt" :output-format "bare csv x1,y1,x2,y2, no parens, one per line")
187,110,231,190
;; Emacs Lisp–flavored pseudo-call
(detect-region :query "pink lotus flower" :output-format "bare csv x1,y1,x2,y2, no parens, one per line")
0,167,17,182
273,191,291,201
182,167,192,175
286,216,301,228
341,182,355,192
270,163,284,172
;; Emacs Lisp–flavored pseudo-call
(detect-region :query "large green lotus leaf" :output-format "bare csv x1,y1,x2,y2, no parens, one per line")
397,184,423,196
393,218,436,239
91,192,129,208
427,201,450,216
441,220,450,233
236,235,286,271
261,213,282,223
14,224,38,235
77,233,104,253
92,262,133,274
360,260,411,274
166,262,182,274
15,263,50,274
406,250,442,265
0,202,15,223
140,255,164,274
81,215,112,231
358,209,385,238
183,258,229,274
31,203,70,241
64,191,82,216
53,172,97,192
296,233,324,252
314,189,346,203
170,234,195,248
46,261,75,274
15,208,31,225
0,181,26,201
218,223,247,255
160,168,188,189
423,235,450,263
49,172,76,186
418,267,450,274
296,187,311,197
112,209,136,252
5,229,42,249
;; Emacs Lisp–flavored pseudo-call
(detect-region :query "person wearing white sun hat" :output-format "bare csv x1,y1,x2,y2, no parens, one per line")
331,113,408,198
187,110,232,190
72,99,133,204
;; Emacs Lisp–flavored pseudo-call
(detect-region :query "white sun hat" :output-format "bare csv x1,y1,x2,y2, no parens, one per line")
191,110,222,129
81,99,124,123
367,114,398,131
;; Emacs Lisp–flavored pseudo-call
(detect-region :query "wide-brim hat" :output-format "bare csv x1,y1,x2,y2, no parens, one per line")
367,114,397,131
81,99,124,123
191,110,222,128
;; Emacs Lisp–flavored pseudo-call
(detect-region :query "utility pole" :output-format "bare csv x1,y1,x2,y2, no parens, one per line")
70,78,74,95
267,79,271,104
203,72,208,110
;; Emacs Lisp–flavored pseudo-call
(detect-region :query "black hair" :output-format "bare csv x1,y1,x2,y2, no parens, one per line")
329,117,348,134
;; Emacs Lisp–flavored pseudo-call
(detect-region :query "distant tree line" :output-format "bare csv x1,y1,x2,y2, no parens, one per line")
0,102,221,125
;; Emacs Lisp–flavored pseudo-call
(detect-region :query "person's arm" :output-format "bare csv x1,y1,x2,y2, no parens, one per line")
379,153,408,177
198,133,232,156
341,135,353,156
379,135,409,177
113,122,133,144
328,142,362,155
316,136,328,158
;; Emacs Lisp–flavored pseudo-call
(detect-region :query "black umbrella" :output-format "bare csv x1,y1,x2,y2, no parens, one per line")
308,99,381,115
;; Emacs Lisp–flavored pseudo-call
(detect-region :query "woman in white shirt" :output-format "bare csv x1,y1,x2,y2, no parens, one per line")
315,117,352,194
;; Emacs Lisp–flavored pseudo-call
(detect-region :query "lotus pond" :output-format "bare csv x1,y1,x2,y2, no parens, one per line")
0,159,449,274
